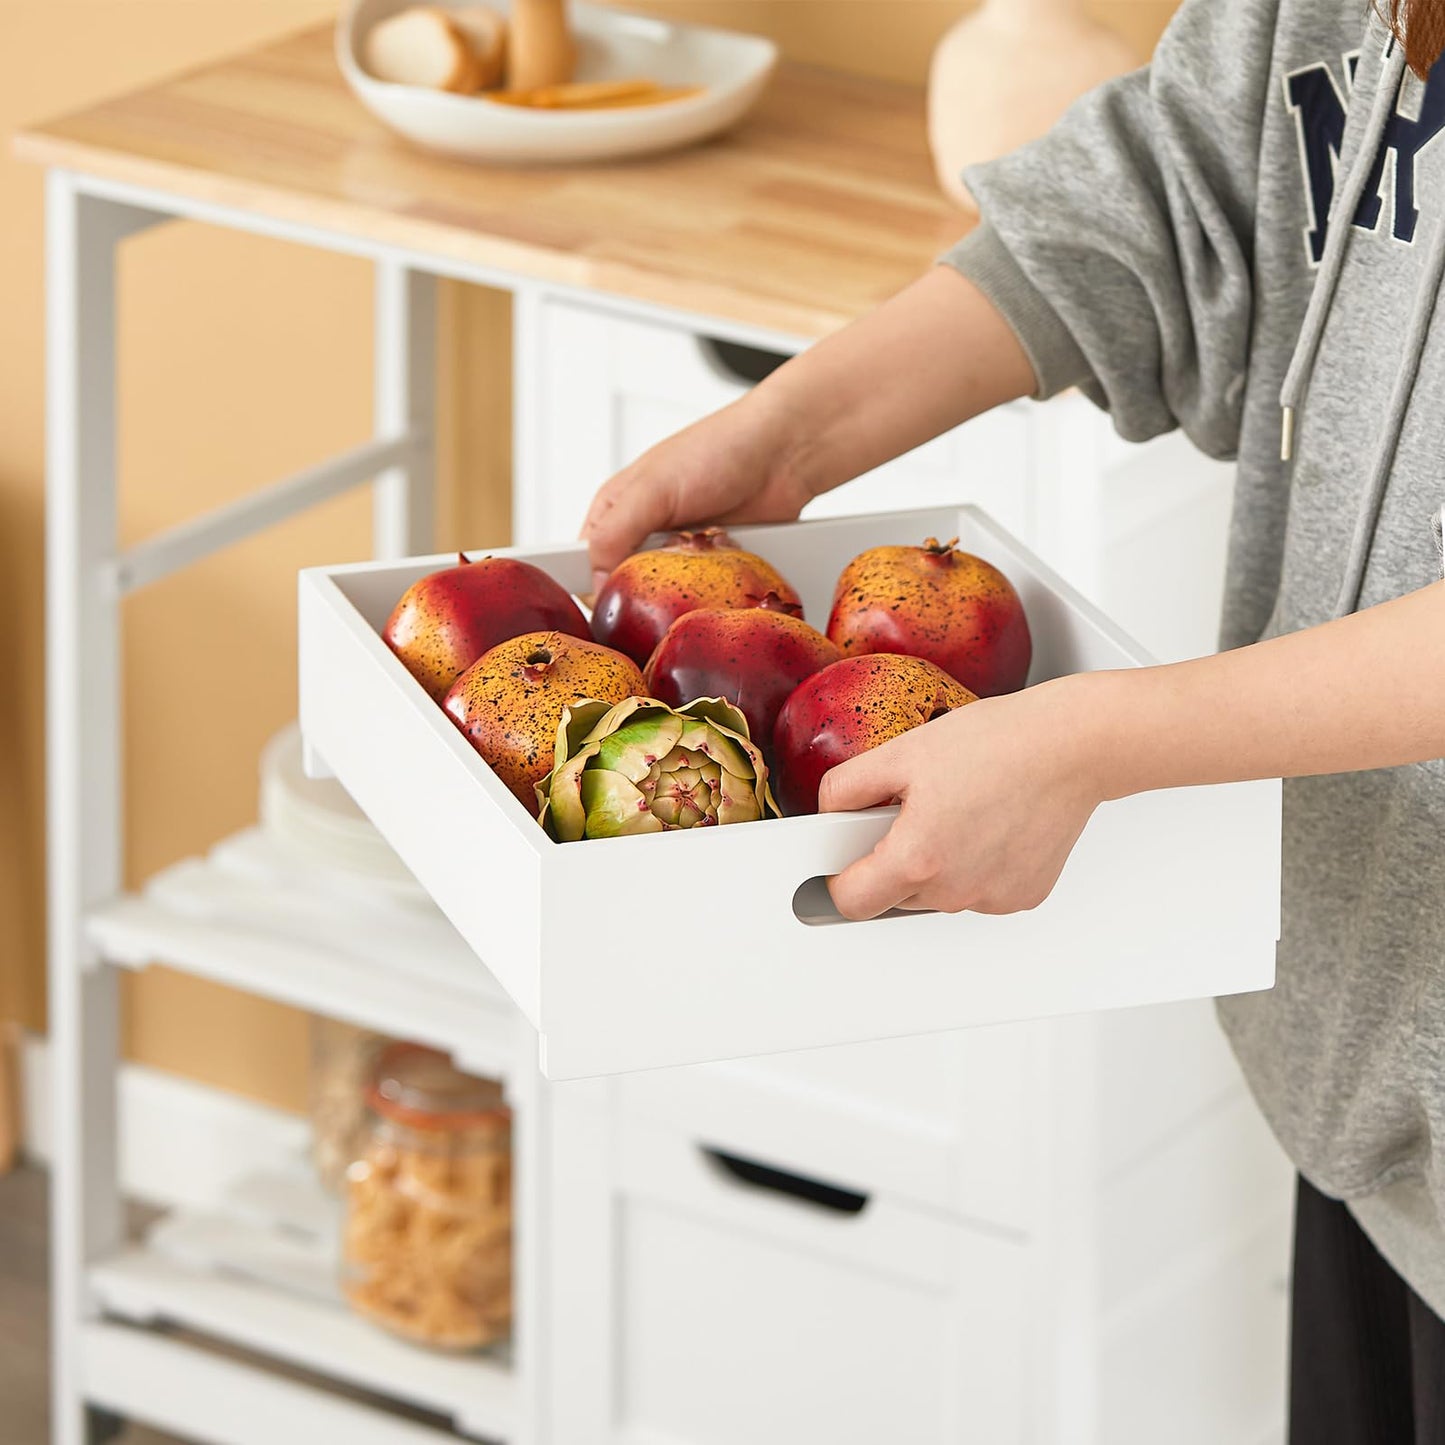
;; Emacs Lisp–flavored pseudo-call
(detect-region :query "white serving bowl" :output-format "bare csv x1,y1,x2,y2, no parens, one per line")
337,0,778,163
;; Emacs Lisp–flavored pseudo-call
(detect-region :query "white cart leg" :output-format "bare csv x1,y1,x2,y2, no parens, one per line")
373,262,437,558
45,174,160,1445
501,1060,545,1445
510,285,547,548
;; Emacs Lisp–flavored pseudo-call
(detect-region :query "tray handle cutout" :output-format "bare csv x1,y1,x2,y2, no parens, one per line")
699,336,791,387
701,1147,870,1216
792,875,920,927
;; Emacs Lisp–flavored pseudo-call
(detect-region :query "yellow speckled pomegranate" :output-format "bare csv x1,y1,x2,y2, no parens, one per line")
826,537,1031,696
443,632,645,814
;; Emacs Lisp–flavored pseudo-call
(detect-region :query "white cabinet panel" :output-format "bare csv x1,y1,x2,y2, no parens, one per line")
1098,1203,1292,1445
1029,401,1236,665
609,1119,1029,1445
803,404,1032,542
1098,1089,1293,1314
1080,433,1235,665
1091,998,1250,1183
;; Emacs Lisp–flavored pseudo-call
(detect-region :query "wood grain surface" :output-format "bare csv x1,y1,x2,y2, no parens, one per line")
15,25,971,338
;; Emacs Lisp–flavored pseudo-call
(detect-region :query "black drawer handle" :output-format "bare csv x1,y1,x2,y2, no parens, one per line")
701,1147,870,1216
699,337,792,387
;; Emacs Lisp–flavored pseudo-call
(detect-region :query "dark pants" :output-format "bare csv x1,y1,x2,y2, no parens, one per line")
1290,1174,1445,1444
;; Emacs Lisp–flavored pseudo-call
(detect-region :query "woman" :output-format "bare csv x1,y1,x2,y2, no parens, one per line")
582,1,1445,1437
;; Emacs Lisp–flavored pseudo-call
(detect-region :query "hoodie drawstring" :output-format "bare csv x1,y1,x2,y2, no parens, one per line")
1335,214,1445,614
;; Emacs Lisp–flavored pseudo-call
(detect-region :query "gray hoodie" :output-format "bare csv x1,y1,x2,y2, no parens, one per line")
944,0,1445,1314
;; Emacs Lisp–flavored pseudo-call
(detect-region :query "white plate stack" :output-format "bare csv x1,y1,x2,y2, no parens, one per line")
260,723,429,905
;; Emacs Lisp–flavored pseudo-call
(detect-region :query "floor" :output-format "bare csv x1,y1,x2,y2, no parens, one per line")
0,1165,183,1445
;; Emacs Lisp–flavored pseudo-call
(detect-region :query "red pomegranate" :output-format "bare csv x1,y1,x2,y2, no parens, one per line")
384,553,590,702
592,528,803,668
643,595,841,759
827,537,1031,697
771,653,976,816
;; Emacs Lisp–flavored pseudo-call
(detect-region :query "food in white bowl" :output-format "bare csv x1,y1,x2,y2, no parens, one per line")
450,4,510,87
360,0,695,109
337,0,777,163
365,5,502,93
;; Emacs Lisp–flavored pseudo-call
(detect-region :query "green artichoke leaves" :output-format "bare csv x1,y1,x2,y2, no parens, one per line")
536,696,780,841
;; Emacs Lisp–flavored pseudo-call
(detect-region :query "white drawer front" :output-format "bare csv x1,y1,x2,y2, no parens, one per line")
616,1021,1046,1231
609,1119,1029,1445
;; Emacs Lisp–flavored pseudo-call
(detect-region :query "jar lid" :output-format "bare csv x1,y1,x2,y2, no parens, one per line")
364,1044,509,1132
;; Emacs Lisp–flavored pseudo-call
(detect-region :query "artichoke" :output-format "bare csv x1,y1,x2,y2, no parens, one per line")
536,695,780,841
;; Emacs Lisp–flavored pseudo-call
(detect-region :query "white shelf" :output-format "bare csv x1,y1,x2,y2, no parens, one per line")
87,826,525,1079
90,1243,516,1441
147,1186,343,1309
81,1321,469,1445
84,1158,519,1441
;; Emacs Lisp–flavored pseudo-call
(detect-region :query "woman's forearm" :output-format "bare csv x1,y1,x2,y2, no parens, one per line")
581,264,1035,575
1087,582,1445,799
755,265,1036,500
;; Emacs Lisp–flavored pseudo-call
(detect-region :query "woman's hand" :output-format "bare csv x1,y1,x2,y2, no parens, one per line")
821,577,1445,920
580,389,814,593
820,675,1110,920
580,269,1036,591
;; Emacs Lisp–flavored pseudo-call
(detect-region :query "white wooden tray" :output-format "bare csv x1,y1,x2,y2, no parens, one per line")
298,505,1280,1078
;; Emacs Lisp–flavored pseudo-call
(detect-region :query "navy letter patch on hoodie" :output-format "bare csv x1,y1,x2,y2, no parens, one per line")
1285,48,1445,264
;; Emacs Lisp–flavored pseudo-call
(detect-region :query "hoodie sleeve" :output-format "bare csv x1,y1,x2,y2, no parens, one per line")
941,0,1281,458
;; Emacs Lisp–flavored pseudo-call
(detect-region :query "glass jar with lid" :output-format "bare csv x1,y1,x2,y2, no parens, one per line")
342,1043,512,1351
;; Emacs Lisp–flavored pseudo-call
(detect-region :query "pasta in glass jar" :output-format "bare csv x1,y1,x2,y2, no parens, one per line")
342,1043,512,1350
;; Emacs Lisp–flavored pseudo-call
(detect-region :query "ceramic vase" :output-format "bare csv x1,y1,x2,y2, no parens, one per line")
927,0,1139,211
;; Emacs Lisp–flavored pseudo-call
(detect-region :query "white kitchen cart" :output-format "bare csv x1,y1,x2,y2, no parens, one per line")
24,26,1294,1445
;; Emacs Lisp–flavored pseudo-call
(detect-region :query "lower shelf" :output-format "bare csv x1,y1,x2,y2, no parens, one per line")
82,1322,464,1445
89,1211,518,1442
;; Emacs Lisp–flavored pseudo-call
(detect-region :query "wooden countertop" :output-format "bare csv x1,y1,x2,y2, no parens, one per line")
14,25,969,339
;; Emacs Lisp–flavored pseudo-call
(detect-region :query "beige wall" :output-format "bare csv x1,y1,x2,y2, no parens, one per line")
608,1,1176,84
1,0,1177,1116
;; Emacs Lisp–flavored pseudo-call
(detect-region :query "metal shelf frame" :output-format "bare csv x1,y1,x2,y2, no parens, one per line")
43,170,469,1445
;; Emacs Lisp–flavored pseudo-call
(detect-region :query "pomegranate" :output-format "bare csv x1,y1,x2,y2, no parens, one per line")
443,631,645,813
384,553,590,702
771,653,976,816
643,595,840,761
827,537,1031,696
592,528,803,668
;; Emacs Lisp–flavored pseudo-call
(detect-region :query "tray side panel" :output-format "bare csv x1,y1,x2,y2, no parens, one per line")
538,777,1280,1078
298,572,545,1025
